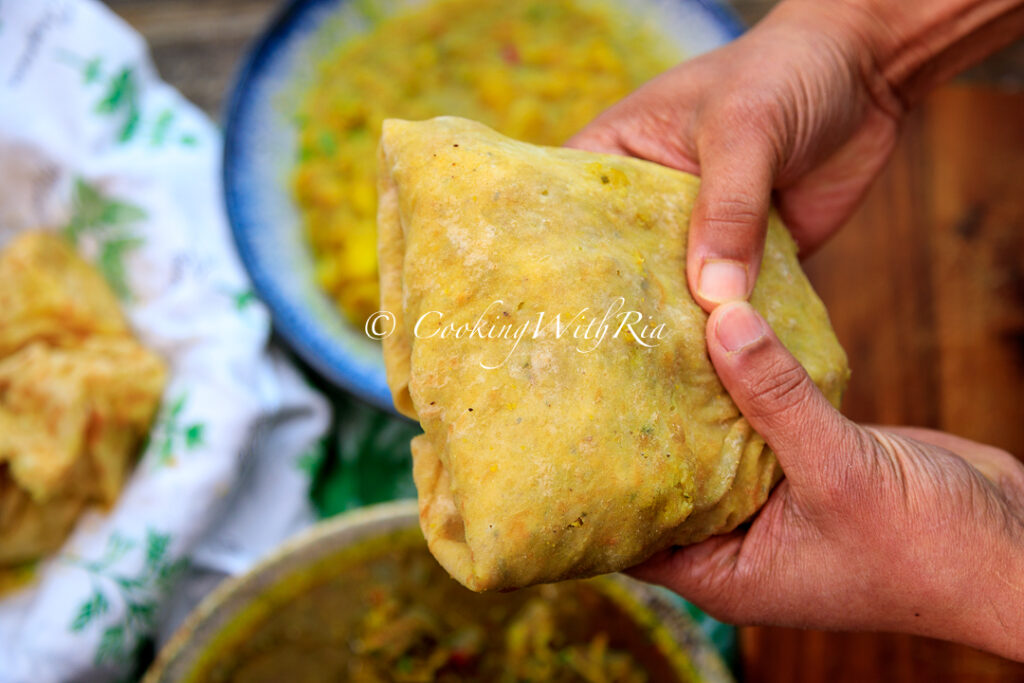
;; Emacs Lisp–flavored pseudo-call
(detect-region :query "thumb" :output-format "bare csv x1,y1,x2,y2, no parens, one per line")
706,301,861,496
687,129,776,312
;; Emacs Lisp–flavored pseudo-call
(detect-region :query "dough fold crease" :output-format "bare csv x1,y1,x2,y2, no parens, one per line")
377,116,849,591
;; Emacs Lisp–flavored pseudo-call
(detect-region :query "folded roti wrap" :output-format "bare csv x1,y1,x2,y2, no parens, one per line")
377,116,849,591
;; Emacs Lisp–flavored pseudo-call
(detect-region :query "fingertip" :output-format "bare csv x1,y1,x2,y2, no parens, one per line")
708,300,769,354
629,534,746,608
624,548,675,584
688,251,759,313
685,133,773,311
697,258,750,305
626,548,696,597
562,128,627,156
705,302,855,493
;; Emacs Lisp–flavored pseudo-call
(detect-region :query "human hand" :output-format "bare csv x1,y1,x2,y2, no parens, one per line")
630,301,1024,661
566,0,903,311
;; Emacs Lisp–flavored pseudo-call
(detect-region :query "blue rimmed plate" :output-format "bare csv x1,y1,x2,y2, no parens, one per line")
223,0,744,414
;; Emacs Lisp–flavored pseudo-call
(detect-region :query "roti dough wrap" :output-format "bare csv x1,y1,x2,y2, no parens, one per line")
378,117,849,591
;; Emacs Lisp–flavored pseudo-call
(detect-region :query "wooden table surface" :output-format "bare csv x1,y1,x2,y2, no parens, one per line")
105,1,1024,681
754,84,1024,683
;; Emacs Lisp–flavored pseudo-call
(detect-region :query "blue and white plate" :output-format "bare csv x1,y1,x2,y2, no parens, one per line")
223,0,744,414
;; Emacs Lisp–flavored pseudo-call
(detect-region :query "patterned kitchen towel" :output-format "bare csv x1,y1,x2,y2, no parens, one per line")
0,1,330,680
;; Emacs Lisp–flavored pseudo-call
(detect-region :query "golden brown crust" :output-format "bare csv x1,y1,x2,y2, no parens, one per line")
378,117,849,591
0,233,167,566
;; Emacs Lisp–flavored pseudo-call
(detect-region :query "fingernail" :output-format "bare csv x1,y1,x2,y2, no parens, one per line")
698,259,749,304
715,302,767,352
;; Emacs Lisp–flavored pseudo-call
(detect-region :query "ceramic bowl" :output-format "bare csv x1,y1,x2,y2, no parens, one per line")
145,500,735,682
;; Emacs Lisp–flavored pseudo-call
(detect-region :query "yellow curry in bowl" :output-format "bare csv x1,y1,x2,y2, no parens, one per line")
292,0,682,324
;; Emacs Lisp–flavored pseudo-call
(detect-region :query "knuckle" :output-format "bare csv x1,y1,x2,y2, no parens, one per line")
743,358,812,422
709,93,767,129
988,448,1024,491
701,94,784,158
699,197,765,234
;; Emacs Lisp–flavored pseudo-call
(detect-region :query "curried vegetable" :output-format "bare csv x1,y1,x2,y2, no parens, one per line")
292,0,681,324
186,530,695,683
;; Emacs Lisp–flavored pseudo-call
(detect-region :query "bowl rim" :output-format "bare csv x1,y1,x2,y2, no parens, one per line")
145,500,735,683
222,0,746,415
223,0,398,413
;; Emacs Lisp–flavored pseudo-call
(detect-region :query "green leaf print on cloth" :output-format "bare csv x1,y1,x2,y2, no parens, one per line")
65,529,188,667
56,50,201,147
70,590,110,632
95,66,141,143
147,393,206,466
62,178,146,300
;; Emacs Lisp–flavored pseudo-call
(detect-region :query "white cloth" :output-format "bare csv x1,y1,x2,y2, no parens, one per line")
0,1,330,680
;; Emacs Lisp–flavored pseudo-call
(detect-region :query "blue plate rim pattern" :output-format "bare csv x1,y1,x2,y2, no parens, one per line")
222,0,746,415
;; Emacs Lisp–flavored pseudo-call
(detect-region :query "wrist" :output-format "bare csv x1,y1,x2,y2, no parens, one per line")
973,518,1024,660
943,514,1024,661
771,0,1024,109
760,0,907,119
857,0,1024,106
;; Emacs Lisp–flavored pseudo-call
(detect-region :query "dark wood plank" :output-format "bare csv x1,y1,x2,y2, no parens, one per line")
927,88,1024,453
